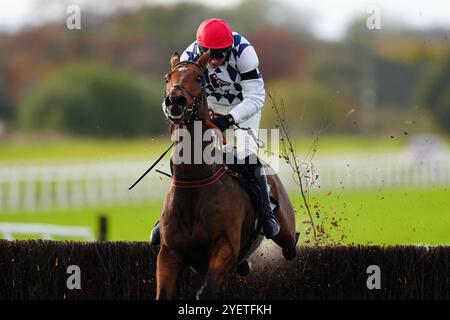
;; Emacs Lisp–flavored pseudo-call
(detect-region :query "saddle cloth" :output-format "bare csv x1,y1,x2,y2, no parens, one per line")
225,158,279,228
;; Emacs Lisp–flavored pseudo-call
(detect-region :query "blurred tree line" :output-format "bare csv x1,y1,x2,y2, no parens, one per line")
19,63,166,136
0,0,449,137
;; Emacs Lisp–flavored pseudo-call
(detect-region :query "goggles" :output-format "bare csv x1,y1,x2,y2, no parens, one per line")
199,46,232,60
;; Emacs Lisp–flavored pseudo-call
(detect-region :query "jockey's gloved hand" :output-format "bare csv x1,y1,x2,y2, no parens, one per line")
212,114,235,132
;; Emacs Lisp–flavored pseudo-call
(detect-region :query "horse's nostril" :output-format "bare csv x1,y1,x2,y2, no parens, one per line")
170,95,187,106
169,104,183,116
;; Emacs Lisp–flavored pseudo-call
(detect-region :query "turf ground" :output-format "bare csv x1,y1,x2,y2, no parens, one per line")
1,188,449,245
0,134,414,163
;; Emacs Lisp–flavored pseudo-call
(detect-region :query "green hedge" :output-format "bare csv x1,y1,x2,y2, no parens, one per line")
420,53,450,134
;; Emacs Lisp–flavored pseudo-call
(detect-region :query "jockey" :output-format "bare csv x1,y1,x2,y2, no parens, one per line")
151,18,280,244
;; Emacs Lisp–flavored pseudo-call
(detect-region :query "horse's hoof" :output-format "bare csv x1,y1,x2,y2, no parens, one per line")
282,247,297,260
237,260,251,276
282,232,300,261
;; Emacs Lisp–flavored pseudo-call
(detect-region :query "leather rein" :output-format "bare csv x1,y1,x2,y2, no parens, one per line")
167,60,229,189
129,60,229,191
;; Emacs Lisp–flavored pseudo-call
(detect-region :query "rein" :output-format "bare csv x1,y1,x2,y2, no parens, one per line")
129,60,228,191
168,61,229,188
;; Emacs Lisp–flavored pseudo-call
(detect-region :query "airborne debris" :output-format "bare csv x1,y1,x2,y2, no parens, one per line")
345,108,356,117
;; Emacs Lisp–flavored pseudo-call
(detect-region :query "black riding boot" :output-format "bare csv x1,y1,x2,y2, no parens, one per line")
150,221,160,245
254,162,280,239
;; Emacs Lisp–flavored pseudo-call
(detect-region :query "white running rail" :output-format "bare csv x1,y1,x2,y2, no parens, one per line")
0,222,95,240
0,152,449,212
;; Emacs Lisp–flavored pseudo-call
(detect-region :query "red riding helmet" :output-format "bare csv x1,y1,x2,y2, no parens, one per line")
196,18,233,49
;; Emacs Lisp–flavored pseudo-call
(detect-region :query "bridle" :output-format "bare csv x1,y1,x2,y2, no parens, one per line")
164,60,206,124
128,59,226,191
164,60,227,144
162,59,230,188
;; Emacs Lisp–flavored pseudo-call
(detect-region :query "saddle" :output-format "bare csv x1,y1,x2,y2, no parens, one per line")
226,159,279,221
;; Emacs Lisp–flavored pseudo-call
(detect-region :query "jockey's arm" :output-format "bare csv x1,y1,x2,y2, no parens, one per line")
229,46,265,125
229,75,265,125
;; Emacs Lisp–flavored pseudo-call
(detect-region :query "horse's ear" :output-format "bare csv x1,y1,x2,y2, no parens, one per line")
197,50,211,70
170,52,180,69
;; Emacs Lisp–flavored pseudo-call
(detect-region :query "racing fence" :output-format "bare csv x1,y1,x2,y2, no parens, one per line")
1,240,449,299
0,151,449,212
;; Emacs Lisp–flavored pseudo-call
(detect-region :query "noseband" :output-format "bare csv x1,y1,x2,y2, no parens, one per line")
164,61,206,124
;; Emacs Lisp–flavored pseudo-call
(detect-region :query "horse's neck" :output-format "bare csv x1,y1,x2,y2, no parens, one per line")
172,120,220,181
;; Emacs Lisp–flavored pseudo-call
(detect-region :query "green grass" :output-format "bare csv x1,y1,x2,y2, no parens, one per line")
0,201,163,241
295,187,450,246
1,188,449,245
0,134,417,164
293,134,411,155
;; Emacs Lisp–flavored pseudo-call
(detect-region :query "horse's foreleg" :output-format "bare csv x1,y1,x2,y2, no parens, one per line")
196,242,237,300
156,245,182,300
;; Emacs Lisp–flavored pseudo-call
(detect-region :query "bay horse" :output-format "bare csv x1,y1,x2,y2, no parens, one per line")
156,50,298,300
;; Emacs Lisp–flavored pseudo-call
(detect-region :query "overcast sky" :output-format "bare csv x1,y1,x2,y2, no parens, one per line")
1,0,449,40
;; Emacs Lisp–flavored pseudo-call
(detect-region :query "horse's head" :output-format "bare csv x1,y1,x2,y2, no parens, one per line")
163,51,211,125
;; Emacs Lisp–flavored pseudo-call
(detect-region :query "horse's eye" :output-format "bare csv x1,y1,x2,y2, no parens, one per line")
196,76,203,83
164,77,169,84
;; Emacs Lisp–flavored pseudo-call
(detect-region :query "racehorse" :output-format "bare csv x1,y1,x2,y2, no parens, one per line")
156,50,299,300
